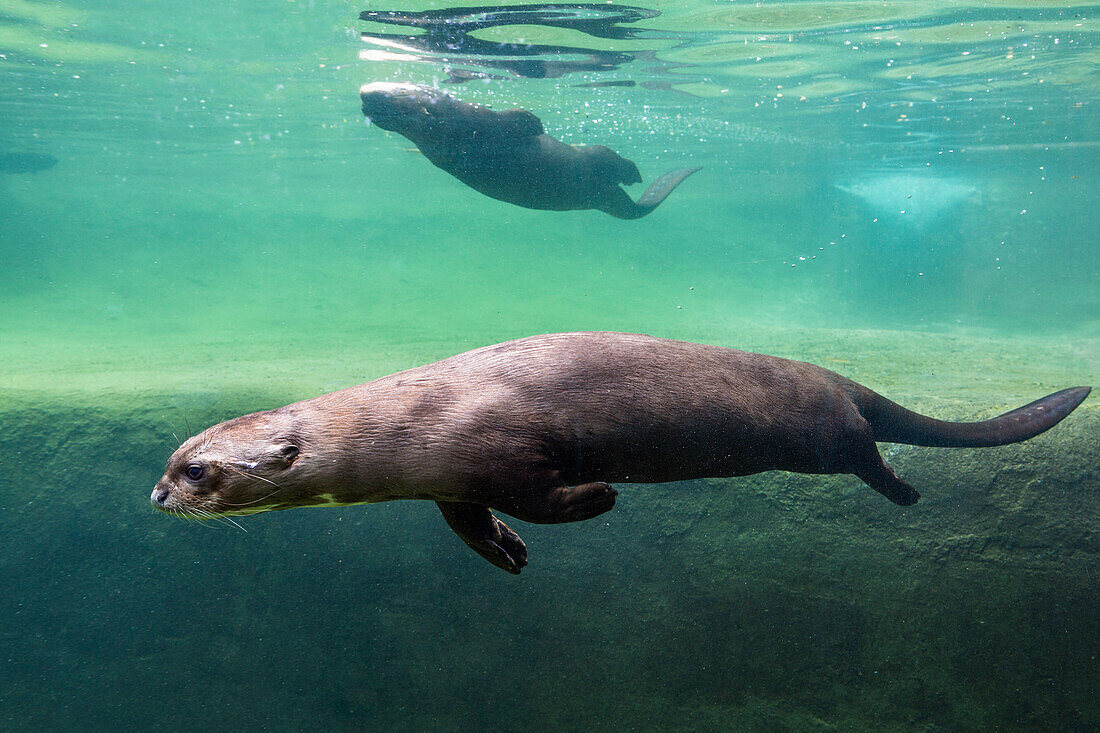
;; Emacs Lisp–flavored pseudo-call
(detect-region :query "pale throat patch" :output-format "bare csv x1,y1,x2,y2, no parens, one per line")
308,493,371,509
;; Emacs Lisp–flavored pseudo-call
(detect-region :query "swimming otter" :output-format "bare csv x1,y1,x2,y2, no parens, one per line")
151,332,1090,574
359,82,700,219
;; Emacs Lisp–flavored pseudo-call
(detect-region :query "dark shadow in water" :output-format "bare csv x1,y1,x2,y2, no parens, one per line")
0,152,56,174
359,3,675,83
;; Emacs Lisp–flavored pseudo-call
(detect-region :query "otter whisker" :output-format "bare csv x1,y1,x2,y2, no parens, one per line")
221,505,275,517
165,415,188,449
218,488,280,507
184,506,226,530
197,507,247,533
226,465,283,491
173,507,211,529
221,514,248,533
183,507,212,527
193,507,234,530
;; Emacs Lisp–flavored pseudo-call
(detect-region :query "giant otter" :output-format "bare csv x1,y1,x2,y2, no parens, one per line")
359,82,700,219
151,332,1090,574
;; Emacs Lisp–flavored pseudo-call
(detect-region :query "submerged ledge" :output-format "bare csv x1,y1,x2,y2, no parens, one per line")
3,323,1095,567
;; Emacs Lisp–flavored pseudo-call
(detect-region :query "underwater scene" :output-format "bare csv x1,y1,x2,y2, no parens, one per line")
1,0,1097,729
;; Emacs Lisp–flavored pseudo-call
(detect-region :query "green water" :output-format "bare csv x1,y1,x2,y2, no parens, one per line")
1,1,1097,730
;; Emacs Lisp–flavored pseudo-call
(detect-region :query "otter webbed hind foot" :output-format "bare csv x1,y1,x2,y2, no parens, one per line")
437,501,528,574
855,459,921,506
850,440,921,506
493,482,618,524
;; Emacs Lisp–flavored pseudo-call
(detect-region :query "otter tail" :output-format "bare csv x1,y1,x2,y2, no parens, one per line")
857,385,1090,447
636,166,702,209
603,166,701,219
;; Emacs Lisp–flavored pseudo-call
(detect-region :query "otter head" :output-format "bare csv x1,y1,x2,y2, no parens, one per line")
359,82,460,138
150,411,306,519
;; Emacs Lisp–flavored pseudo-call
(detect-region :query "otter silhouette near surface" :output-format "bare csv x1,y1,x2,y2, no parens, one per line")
360,82,700,219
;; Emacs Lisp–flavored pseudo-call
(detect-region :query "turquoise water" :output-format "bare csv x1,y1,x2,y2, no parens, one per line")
1,1,1097,730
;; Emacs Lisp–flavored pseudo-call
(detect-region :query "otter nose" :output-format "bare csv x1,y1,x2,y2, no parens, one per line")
151,486,170,506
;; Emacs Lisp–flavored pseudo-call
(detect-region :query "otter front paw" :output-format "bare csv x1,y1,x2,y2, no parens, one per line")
477,516,528,574
436,501,529,574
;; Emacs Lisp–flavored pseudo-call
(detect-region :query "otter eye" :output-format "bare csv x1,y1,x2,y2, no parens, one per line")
185,464,204,481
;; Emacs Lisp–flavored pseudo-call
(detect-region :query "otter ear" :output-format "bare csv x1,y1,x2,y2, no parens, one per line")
254,441,300,469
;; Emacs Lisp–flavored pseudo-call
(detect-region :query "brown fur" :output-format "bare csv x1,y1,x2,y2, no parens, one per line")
152,332,1090,573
